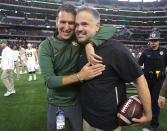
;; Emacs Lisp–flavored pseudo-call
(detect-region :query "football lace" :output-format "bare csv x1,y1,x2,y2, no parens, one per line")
121,99,133,113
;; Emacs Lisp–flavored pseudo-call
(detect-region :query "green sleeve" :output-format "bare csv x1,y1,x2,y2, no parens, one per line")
90,25,116,47
39,40,63,89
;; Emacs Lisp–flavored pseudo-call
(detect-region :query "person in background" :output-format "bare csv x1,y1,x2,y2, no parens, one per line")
75,7,152,131
19,45,27,74
0,40,15,96
35,46,41,74
129,48,138,60
25,43,38,81
12,45,21,80
138,31,167,131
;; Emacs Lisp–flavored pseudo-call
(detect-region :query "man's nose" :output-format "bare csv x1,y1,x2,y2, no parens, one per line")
64,23,70,29
76,25,83,31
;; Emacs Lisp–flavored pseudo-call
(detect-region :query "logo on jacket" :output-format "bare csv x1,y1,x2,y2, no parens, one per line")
160,51,164,55
72,41,79,46
146,55,151,58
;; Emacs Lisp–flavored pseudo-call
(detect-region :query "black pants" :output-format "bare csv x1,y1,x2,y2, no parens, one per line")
146,77,164,128
47,103,83,131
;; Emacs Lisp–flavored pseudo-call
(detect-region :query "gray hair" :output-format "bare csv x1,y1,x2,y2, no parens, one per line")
77,7,100,23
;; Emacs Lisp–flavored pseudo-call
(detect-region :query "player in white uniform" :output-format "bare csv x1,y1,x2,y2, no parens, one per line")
19,46,27,74
25,43,38,81
12,45,21,80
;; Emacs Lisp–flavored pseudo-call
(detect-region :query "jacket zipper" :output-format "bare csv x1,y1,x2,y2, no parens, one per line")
115,86,119,105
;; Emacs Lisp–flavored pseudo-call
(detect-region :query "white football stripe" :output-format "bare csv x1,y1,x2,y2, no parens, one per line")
117,113,132,125
130,95,141,104
132,97,141,104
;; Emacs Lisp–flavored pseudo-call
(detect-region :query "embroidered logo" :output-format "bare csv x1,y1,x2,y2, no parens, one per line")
146,55,151,58
72,41,79,46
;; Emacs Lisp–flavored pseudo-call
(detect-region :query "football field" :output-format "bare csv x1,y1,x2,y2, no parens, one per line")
0,72,167,131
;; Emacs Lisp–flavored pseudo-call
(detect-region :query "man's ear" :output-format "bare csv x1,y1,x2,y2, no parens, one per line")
56,17,58,27
96,23,100,32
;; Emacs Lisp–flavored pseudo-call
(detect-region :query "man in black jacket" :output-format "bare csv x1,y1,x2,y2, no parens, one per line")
75,7,152,131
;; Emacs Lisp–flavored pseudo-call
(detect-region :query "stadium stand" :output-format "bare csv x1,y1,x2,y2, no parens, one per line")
0,0,167,55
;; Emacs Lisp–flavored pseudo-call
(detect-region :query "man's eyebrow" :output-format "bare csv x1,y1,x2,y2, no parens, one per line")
81,22,88,25
60,20,66,23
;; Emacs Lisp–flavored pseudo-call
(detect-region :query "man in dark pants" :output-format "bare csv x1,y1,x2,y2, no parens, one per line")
138,31,167,131
75,7,152,131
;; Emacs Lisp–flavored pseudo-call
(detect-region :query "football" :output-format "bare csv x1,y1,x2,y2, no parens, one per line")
117,95,143,126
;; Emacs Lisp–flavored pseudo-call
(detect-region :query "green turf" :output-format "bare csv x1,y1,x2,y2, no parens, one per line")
0,72,167,131
0,72,47,131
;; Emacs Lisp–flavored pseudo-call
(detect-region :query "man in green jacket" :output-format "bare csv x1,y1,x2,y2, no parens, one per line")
39,4,116,131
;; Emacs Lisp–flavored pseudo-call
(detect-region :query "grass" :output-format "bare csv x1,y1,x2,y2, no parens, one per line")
0,72,47,131
0,72,167,131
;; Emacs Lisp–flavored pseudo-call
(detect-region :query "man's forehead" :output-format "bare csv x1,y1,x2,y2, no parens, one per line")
76,11,93,19
57,11,75,22
58,11,75,17
76,14,94,23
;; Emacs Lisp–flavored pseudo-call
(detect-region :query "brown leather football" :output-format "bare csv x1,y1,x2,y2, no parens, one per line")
117,95,143,126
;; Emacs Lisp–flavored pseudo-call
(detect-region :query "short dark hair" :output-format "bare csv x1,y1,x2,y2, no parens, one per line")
57,4,76,17
77,7,100,23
